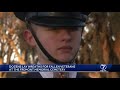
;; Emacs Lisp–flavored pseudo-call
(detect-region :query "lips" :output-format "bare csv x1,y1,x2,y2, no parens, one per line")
58,46,72,52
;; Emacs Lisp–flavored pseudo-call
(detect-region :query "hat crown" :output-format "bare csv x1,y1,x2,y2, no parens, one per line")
14,12,89,21
14,12,90,27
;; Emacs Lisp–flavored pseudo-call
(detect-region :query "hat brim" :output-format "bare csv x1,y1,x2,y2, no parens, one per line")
28,17,85,27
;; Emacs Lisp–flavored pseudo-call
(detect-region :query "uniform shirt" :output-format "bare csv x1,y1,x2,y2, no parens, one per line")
37,62,77,78
39,72,77,78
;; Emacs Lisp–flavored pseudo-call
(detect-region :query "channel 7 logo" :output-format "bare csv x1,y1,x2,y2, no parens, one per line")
100,64,108,72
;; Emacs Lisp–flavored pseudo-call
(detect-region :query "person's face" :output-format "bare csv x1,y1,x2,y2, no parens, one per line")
24,23,83,63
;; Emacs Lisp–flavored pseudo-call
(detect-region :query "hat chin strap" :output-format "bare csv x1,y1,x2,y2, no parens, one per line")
28,25,78,64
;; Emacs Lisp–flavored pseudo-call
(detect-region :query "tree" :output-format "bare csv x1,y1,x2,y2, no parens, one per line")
77,12,120,78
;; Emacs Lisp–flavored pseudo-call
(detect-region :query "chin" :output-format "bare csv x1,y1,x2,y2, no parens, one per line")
57,56,73,63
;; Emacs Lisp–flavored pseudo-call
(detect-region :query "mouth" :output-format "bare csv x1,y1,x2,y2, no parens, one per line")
58,46,73,53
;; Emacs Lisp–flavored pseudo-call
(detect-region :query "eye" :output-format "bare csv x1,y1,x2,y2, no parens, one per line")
47,27,83,31
49,27,59,30
66,27,83,31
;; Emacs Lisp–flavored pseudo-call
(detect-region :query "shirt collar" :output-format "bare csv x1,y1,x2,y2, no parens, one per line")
39,72,77,78
37,62,77,78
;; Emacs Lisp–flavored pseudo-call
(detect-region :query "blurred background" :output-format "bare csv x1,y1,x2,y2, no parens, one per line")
0,12,120,78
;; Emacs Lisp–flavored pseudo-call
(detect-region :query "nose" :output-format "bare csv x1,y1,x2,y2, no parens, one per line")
60,29,72,42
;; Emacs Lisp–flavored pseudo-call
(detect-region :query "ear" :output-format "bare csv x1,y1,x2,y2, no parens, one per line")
23,29,36,47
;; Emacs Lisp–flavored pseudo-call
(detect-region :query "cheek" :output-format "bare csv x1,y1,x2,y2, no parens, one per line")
38,34,57,53
72,32,82,47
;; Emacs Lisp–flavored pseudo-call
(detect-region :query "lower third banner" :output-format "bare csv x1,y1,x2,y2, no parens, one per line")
0,64,119,72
